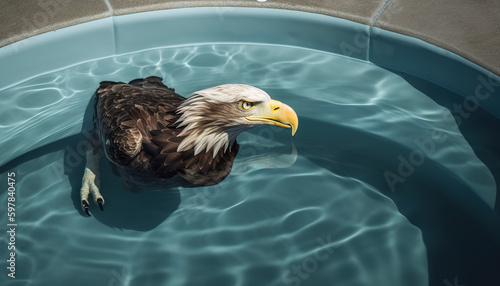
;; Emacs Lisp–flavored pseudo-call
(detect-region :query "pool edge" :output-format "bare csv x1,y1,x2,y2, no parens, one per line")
1,1,499,77
1,7,499,118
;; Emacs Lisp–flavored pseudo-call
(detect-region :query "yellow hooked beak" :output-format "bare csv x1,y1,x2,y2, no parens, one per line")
245,99,298,135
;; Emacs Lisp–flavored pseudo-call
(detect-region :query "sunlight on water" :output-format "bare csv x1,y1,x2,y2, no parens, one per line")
0,43,497,285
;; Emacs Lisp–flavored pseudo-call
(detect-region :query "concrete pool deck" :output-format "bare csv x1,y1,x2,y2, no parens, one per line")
1,0,499,76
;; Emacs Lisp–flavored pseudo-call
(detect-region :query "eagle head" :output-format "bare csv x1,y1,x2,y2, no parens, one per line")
175,84,298,157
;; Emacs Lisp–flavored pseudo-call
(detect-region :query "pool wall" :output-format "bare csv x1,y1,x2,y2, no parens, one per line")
1,0,499,77
1,7,499,117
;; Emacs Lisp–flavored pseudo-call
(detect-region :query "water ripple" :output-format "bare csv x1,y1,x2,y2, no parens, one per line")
2,42,497,285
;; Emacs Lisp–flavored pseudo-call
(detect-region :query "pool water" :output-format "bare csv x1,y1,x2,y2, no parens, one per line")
1,43,500,286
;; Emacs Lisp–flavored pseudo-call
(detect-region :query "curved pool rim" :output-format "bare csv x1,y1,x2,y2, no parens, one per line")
1,7,499,118
1,7,500,286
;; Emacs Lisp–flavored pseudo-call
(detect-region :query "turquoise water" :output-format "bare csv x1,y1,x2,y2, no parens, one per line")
1,43,499,285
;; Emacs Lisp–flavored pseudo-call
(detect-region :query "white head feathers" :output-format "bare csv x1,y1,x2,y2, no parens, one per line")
189,84,270,103
175,84,270,157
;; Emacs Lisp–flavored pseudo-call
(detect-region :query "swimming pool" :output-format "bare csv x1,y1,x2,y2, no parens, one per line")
1,7,500,286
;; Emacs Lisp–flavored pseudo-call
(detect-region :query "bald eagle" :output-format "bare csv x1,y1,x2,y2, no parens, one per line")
80,76,298,216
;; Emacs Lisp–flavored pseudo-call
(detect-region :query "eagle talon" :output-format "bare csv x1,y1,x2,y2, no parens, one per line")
97,198,104,211
82,200,91,217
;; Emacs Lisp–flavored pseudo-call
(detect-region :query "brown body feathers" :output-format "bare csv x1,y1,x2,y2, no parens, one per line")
94,76,238,190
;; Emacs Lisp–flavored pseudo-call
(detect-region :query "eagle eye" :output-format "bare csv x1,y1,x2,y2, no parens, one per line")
240,101,254,110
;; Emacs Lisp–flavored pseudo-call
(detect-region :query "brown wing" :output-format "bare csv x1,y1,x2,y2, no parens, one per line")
94,76,184,169
95,76,239,185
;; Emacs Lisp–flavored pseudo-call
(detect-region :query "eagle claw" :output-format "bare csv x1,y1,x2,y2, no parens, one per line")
82,200,91,217
97,198,104,211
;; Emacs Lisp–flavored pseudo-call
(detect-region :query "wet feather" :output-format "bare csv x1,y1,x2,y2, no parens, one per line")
93,76,239,187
